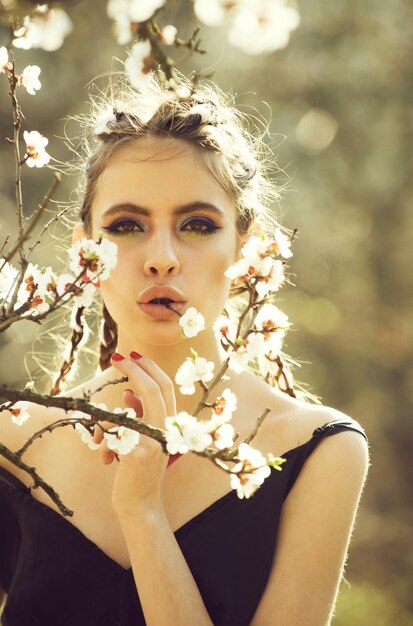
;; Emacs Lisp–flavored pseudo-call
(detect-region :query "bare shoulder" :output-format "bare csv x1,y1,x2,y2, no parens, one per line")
269,395,370,472
269,397,371,491
233,369,369,466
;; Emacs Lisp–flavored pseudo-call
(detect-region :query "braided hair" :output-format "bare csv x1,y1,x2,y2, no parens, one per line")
50,306,86,395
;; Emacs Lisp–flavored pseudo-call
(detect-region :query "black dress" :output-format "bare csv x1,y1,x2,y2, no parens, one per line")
0,418,368,626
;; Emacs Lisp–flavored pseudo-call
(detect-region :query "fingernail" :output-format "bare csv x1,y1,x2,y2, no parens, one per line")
124,388,134,394
111,352,125,361
130,351,142,360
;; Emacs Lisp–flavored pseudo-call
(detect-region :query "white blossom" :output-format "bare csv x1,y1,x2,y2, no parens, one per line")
112,13,133,45
23,130,50,168
182,417,213,452
95,106,117,135
68,237,118,285
107,0,131,20
273,227,293,259
253,303,289,355
9,401,31,426
107,0,166,23
255,260,285,300
54,272,77,301
193,0,230,27
188,102,216,124
125,40,152,88
104,424,140,455
228,1,300,56
161,24,177,45
54,270,96,307
0,261,18,302
113,406,137,420
21,65,41,95
13,263,50,315
32,265,56,297
179,306,205,338
226,234,288,296
75,422,101,450
241,234,273,260
74,282,97,308
175,355,214,395
210,422,235,450
211,388,237,423
0,46,11,73
246,332,267,357
228,332,266,369
254,303,290,333
224,254,271,281
165,413,213,454
213,315,237,346
164,412,192,454
13,8,73,52
230,442,271,499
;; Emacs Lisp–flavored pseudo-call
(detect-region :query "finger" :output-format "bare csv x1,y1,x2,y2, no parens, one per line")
123,388,144,418
111,355,167,422
93,420,118,445
99,436,118,465
129,353,176,417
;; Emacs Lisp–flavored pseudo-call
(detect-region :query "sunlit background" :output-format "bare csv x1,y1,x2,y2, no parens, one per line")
1,1,412,623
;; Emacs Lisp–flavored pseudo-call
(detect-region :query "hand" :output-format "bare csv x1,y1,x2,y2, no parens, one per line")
92,352,177,519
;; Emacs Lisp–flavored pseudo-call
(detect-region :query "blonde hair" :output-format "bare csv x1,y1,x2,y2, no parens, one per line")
52,70,302,398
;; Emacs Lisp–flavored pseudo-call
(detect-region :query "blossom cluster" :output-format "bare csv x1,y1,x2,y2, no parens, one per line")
194,0,300,55
104,0,299,91
0,237,118,318
164,404,285,499
194,231,293,372
73,404,140,455
225,230,292,300
165,389,237,455
107,0,173,45
12,5,73,51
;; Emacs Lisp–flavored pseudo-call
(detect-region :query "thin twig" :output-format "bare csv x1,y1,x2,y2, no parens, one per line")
1,173,62,267
25,205,70,260
242,407,271,446
0,441,74,516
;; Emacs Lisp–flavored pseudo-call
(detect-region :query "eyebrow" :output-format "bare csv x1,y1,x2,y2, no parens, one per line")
101,201,225,220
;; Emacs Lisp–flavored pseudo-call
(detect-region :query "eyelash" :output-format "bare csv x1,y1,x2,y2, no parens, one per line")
102,218,221,238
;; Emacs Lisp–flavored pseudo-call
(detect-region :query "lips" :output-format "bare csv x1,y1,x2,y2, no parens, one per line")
138,285,186,305
138,301,186,319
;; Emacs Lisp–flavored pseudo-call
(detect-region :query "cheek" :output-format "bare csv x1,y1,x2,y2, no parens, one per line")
201,246,235,299
98,253,133,318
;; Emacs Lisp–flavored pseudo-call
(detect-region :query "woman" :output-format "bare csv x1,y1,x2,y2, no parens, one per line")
0,73,369,625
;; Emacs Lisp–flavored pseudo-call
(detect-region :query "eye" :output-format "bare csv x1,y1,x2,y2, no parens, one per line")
180,217,221,237
102,220,144,237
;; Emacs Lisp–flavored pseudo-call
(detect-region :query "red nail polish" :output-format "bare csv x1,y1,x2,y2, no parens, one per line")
130,351,142,360
111,352,125,361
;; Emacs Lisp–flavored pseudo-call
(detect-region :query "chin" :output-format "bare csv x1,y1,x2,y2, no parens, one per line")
136,322,190,348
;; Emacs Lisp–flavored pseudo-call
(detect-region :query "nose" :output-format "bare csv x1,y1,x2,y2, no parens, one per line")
143,233,180,278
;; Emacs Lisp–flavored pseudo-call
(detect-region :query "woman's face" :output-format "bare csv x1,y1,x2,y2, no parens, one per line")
89,136,241,347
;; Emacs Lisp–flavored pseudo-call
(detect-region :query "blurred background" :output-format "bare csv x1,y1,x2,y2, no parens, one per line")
0,1,412,623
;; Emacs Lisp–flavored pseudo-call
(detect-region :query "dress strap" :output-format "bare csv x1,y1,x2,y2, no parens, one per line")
284,418,368,497
310,418,368,449
0,465,30,493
